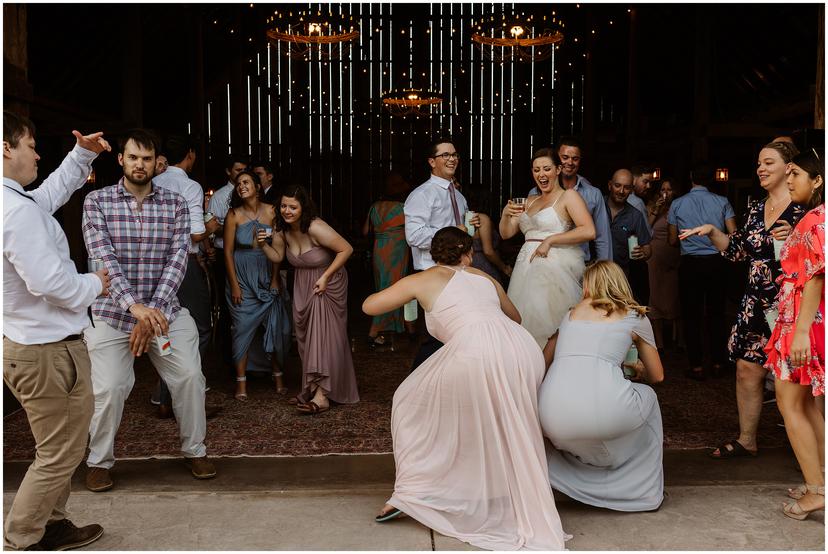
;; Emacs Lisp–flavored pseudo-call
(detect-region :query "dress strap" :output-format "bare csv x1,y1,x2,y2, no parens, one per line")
550,190,564,209
525,196,541,210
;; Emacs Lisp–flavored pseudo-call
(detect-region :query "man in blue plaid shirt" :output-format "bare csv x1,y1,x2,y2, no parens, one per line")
81,129,216,492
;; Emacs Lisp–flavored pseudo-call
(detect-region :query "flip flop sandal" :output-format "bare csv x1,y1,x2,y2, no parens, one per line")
709,440,757,459
375,508,404,523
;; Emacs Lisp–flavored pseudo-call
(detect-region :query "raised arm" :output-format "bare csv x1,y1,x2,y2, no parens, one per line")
308,218,354,295
31,130,110,214
499,200,524,240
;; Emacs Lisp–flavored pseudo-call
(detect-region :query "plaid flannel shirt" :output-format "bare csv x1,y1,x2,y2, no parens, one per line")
82,179,190,333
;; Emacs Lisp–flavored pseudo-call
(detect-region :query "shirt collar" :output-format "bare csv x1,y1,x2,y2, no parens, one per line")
429,174,452,189
604,195,632,216
117,177,158,198
3,177,26,193
690,185,709,192
164,166,187,178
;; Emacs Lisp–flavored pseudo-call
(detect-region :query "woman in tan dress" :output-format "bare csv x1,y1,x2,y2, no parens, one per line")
260,185,359,414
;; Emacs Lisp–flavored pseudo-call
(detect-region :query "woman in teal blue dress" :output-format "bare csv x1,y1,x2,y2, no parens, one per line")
223,171,291,401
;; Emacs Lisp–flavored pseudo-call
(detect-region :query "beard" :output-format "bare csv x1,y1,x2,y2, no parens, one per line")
125,166,154,187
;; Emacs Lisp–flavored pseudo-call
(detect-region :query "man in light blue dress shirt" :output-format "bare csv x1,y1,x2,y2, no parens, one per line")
404,138,478,369
668,164,737,380
529,137,612,262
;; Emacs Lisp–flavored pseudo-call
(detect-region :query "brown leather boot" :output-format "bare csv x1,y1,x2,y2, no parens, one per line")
31,519,104,550
85,467,113,492
185,456,217,479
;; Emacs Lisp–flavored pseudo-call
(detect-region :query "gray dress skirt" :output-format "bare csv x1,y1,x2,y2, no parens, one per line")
226,220,291,367
538,310,664,512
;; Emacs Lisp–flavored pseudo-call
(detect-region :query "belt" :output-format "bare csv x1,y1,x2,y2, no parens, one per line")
61,334,83,342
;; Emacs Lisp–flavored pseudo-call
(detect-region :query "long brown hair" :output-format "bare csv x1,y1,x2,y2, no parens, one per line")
276,184,318,233
582,260,648,317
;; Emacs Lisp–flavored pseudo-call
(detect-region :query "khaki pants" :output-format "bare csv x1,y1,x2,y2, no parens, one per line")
3,337,94,550
85,309,207,469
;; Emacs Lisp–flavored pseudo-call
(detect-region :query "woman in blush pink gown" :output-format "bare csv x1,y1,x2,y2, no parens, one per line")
362,227,569,551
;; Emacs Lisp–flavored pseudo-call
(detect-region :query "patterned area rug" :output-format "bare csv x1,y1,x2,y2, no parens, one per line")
3,335,787,461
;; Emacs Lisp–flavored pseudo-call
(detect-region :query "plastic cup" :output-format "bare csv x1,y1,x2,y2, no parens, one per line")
464,211,476,236
88,258,105,272
628,235,639,258
512,197,526,206
773,239,785,261
764,307,779,330
155,335,172,357
204,212,215,223
403,299,418,322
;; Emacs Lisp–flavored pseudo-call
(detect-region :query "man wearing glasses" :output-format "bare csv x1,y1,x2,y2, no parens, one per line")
404,137,478,369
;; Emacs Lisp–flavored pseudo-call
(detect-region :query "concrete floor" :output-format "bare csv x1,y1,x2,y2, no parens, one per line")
3,448,824,551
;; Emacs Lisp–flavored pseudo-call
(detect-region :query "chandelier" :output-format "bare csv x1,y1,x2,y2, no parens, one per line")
266,9,359,60
381,88,443,117
471,13,564,62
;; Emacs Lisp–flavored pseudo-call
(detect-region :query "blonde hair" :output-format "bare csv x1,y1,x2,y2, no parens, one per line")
582,260,648,317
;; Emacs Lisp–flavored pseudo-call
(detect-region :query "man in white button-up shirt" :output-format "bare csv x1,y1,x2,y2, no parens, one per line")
404,138,477,369
2,111,111,551
152,136,220,412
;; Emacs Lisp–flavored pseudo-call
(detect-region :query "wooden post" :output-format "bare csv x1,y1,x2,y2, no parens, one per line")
691,9,711,163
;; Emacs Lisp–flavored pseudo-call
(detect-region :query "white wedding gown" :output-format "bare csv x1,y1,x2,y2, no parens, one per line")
507,198,585,348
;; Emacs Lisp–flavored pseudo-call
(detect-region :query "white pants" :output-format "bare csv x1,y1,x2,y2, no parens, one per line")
85,309,207,469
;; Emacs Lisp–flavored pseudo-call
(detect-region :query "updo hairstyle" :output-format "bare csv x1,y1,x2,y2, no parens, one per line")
763,141,800,163
431,226,473,265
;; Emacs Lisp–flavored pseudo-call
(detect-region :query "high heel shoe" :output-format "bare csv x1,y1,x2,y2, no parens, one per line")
788,484,808,500
272,371,288,395
782,484,824,520
235,376,248,402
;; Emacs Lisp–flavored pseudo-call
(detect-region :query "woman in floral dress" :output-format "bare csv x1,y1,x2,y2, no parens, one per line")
764,148,824,520
680,141,804,459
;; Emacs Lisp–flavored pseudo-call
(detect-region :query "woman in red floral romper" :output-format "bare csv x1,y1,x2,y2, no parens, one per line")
765,148,824,521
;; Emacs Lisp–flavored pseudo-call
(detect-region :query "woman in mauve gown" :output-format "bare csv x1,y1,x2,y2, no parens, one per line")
261,185,359,414
362,226,570,551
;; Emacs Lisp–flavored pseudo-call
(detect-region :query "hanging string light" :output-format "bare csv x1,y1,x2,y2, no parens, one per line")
266,8,359,60
471,12,564,62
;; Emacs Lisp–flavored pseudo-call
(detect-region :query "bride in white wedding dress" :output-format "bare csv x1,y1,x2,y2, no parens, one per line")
499,147,596,348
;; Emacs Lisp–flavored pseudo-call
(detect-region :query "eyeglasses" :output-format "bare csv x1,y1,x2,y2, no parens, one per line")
432,152,460,161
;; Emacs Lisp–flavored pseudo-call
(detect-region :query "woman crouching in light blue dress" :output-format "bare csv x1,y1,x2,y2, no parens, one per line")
539,260,666,511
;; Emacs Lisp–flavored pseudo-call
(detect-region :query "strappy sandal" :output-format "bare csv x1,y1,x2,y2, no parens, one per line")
235,376,248,402
790,471,826,499
788,484,808,500
272,371,288,395
709,440,757,459
296,400,330,415
783,485,825,520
